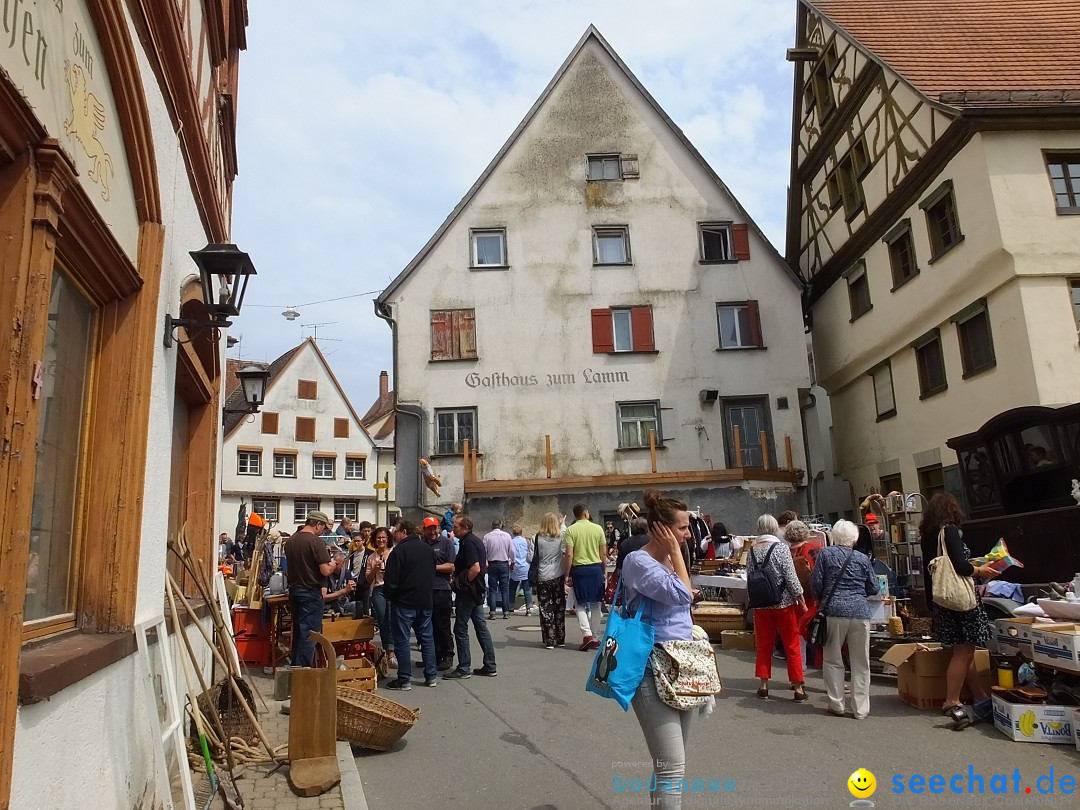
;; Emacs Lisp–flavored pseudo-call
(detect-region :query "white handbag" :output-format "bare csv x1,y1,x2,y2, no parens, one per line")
928,528,976,612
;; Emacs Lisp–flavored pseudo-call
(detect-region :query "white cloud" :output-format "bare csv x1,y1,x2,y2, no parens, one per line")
230,0,797,411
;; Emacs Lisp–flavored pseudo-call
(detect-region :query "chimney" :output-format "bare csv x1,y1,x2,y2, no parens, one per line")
379,370,389,399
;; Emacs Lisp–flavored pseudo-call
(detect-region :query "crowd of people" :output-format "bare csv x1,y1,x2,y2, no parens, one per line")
226,486,995,809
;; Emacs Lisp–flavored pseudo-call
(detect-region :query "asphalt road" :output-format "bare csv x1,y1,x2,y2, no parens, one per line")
354,613,1080,809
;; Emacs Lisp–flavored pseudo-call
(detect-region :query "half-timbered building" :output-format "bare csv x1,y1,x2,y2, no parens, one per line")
787,0,1080,504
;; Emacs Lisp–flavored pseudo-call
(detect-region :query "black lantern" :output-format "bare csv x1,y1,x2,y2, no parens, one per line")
223,364,271,422
164,243,257,347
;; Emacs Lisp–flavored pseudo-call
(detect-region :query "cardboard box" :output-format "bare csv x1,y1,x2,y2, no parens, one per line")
720,630,756,651
991,617,1041,656
991,694,1074,743
880,643,991,710
1074,709,1080,752
1030,623,1080,672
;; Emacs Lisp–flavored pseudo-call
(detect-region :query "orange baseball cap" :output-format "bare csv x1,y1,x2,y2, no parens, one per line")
422,516,440,528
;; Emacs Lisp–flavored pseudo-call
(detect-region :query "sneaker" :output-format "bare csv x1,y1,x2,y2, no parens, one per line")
579,636,595,652
488,612,496,620
424,679,438,688
588,639,601,651
472,667,498,677
437,659,455,672
556,643,566,648
443,668,472,680
501,613,510,619
545,645,555,650
385,678,412,691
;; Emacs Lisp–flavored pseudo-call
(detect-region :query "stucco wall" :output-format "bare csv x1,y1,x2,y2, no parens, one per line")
389,40,808,509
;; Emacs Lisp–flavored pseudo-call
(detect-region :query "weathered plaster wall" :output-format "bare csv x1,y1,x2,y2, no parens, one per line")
391,39,809,510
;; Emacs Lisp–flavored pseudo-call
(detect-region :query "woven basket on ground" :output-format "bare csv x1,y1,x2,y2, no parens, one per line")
336,685,421,751
194,678,257,747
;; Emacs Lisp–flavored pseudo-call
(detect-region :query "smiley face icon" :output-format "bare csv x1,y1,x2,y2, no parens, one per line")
848,768,877,799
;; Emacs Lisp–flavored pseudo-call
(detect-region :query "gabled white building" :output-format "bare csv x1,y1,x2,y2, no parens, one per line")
376,27,811,530
221,339,378,533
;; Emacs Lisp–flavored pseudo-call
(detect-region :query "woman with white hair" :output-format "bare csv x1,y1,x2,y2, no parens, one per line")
750,514,807,700
810,519,880,719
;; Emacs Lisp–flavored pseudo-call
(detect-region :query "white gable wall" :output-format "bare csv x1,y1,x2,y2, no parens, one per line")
389,39,809,504
220,343,378,532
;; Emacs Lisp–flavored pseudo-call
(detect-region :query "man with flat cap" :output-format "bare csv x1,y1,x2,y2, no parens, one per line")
285,510,334,667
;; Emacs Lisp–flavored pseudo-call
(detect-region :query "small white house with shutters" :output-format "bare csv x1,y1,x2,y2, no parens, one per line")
219,338,378,534
375,27,811,531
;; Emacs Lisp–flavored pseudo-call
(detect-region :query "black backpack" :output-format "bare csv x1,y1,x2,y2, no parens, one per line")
747,543,782,609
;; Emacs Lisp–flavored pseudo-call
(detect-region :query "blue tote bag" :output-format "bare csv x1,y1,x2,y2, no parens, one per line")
585,579,655,710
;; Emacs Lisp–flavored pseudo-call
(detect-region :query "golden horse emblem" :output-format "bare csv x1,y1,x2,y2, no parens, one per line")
63,61,113,202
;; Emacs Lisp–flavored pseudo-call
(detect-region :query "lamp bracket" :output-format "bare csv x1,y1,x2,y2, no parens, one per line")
163,313,231,348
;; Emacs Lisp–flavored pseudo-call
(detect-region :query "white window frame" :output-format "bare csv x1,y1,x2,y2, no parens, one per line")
617,401,661,449
586,154,622,181
334,501,358,522
273,452,296,478
313,456,335,479
870,362,896,419
435,407,477,455
470,228,507,267
716,304,753,349
252,499,279,523
612,308,633,352
345,457,366,480
294,500,320,523
593,226,631,265
237,450,261,476
699,222,733,262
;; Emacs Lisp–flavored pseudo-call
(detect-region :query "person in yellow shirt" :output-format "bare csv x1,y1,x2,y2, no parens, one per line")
563,502,608,650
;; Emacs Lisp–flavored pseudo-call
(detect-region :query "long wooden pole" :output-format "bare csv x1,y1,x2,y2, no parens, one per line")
166,571,279,760
785,435,794,471
462,439,470,484
649,429,657,473
760,431,770,471
733,425,742,468
545,435,552,479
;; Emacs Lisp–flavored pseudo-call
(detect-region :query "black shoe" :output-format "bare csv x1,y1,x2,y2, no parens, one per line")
437,659,454,672
472,667,498,677
443,668,472,680
385,678,412,691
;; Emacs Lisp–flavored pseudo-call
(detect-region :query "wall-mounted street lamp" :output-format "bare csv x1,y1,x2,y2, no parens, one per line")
163,243,257,348
222,364,271,423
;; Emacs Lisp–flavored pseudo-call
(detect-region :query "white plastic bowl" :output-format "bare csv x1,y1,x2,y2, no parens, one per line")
1036,598,1080,622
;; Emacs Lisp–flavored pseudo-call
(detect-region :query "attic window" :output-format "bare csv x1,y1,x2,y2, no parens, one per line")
587,154,622,181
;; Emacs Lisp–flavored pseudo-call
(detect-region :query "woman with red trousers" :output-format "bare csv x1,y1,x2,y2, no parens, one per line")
750,514,807,701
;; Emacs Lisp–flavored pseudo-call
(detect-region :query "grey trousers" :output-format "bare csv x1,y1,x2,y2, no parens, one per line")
631,670,693,809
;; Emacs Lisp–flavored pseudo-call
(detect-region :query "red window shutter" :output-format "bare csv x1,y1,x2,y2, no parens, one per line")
732,224,750,261
591,308,614,353
431,310,453,360
630,306,655,351
746,300,763,347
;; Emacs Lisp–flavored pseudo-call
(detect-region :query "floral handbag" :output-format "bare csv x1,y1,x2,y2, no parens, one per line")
649,626,722,710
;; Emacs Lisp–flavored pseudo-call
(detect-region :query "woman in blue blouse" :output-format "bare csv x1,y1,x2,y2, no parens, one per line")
621,489,694,809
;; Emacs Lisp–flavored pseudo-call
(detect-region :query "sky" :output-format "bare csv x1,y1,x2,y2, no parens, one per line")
229,0,798,413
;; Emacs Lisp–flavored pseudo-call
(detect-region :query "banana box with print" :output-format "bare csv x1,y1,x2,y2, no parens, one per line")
991,693,1074,744
1030,623,1080,672
991,617,1041,656
1074,709,1080,752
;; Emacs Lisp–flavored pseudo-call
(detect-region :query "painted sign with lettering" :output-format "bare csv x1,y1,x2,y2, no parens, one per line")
2,0,138,258
465,369,632,389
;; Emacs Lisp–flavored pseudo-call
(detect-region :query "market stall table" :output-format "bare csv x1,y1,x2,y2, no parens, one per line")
691,574,747,589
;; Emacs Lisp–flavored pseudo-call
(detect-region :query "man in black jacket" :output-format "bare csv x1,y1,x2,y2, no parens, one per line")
445,515,498,678
383,520,438,690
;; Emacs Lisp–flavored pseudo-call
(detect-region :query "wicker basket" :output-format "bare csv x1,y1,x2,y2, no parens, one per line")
194,678,256,747
336,685,421,751
692,602,747,640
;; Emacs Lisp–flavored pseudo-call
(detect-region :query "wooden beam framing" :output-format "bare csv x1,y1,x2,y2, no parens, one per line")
465,467,800,496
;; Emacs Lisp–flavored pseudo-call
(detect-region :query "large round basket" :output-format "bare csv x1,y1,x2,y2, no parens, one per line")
336,685,421,751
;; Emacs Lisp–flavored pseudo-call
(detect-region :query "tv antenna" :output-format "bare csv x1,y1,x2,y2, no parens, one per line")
301,321,340,344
